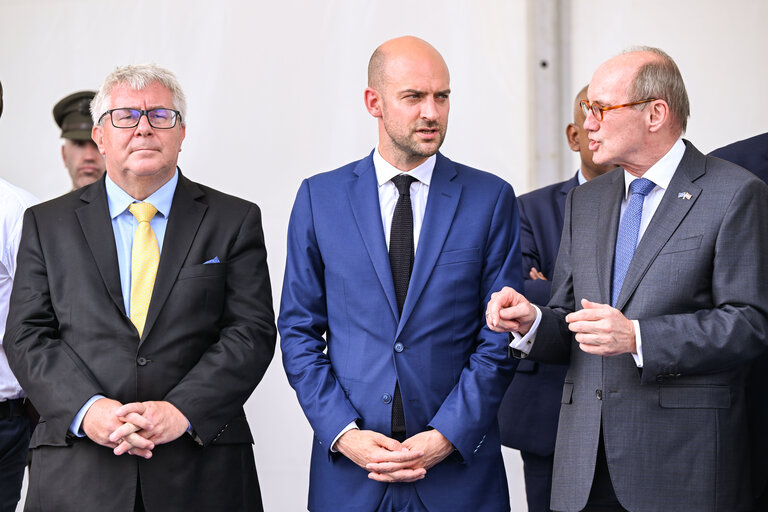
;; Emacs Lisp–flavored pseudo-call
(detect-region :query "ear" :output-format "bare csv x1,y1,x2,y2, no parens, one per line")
364,87,383,118
647,100,668,133
91,125,107,156
565,123,580,152
60,144,67,164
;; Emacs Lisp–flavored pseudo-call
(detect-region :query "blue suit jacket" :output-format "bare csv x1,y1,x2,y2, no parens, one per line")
279,152,521,512
497,174,577,455
709,133,768,502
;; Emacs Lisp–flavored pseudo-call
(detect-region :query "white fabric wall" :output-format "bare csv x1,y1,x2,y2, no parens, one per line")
1,1,765,510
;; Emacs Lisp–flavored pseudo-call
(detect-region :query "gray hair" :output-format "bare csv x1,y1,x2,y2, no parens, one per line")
91,64,187,126
624,46,690,133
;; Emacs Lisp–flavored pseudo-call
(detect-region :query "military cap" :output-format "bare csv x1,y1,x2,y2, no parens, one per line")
53,90,96,140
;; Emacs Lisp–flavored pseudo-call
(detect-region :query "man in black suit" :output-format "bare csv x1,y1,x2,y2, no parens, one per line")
709,133,768,511
497,85,616,511
5,64,275,512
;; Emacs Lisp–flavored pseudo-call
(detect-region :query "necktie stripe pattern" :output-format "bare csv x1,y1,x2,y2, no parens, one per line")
611,178,656,307
389,173,416,439
129,202,159,337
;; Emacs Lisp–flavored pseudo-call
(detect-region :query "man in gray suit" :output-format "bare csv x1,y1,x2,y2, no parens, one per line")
487,47,768,512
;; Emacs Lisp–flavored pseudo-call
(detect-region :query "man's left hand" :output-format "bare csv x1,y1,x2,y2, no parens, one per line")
365,429,454,481
109,401,189,456
566,298,636,356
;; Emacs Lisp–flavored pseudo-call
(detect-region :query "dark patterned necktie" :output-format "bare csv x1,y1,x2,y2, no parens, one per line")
389,173,417,439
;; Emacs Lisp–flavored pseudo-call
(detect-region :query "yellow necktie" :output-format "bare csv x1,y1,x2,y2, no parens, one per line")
128,202,159,337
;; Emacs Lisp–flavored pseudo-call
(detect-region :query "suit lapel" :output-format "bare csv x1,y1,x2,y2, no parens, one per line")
614,143,704,310
557,174,580,227
347,155,399,321
76,180,126,316
141,174,207,342
596,171,625,305
398,154,461,332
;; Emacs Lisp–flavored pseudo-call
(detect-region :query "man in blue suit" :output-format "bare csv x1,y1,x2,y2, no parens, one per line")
279,36,521,512
497,85,616,511
709,133,768,512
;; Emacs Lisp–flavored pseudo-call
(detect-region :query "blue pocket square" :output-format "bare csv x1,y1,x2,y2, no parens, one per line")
203,257,220,264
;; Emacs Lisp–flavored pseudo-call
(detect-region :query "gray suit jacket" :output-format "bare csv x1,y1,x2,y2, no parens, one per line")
529,141,768,512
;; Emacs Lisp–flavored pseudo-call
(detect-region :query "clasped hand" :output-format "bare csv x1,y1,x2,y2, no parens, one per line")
82,398,189,459
335,429,454,483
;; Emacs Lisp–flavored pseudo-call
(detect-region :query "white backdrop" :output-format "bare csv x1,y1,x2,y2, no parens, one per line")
1,1,766,510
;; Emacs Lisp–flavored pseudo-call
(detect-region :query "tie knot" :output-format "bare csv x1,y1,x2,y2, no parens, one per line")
391,174,417,196
629,177,656,197
129,202,158,223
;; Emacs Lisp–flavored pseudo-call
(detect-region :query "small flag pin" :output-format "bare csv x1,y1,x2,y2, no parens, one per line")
677,192,691,200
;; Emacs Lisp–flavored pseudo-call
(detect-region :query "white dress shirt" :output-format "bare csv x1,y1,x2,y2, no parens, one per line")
511,138,686,367
332,148,436,450
0,178,38,401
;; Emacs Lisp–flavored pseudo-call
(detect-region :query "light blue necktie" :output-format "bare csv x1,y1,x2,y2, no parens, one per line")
611,178,656,307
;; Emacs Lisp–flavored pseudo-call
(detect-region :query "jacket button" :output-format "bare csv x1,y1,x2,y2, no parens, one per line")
137,357,148,366
394,342,404,353
382,393,392,404
595,389,603,400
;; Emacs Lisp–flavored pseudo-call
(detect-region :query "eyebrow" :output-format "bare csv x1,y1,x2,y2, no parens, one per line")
399,88,451,96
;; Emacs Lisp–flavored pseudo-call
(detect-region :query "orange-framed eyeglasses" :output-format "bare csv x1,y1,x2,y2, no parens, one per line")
580,98,657,121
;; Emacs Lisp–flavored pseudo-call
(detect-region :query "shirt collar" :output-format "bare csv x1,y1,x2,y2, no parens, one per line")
105,168,179,220
373,147,436,187
577,168,587,185
622,138,685,198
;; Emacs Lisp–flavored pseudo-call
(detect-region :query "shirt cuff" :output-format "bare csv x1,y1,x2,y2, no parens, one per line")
631,319,643,367
69,394,105,437
330,421,359,453
508,305,542,355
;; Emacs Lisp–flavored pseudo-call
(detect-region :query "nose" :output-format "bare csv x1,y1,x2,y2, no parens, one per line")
134,112,154,135
583,108,599,132
421,96,438,121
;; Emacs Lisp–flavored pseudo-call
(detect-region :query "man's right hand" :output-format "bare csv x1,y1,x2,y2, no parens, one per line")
486,286,537,335
81,398,152,459
335,429,425,482
529,267,547,281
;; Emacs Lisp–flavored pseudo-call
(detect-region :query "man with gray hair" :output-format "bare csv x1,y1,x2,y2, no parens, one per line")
5,64,276,511
487,47,768,511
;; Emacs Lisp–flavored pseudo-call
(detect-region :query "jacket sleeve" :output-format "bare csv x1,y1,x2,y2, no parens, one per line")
427,183,522,461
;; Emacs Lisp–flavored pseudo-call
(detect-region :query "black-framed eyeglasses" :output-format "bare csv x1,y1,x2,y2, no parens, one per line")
580,99,656,121
99,108,182,129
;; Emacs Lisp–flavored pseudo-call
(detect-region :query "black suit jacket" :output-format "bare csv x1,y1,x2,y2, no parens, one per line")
497,174,576,454
5,173,276,512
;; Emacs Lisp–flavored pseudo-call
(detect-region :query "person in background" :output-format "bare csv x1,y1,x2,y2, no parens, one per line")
497,84,616,512
53,90,106,190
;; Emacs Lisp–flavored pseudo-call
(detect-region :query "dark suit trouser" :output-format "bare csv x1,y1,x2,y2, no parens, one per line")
0,412,30,512
581,430,627,512
520,451,554,512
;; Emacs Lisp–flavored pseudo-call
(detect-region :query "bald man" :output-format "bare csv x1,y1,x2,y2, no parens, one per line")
279,36,521,512
498,85,616,512
488,47,768,511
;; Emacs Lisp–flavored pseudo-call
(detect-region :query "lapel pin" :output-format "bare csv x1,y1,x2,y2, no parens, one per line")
677,192,692,200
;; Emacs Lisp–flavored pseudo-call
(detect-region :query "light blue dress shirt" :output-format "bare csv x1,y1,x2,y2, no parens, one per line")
69,170,179,436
